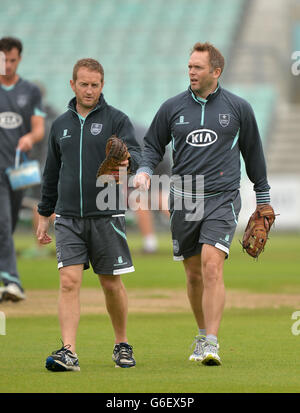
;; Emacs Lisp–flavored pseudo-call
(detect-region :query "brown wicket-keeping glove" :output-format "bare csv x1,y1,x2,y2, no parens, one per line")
96,135,130,184
241,204,276,258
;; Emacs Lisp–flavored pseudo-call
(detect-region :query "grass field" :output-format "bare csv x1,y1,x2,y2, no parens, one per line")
0,229,300,394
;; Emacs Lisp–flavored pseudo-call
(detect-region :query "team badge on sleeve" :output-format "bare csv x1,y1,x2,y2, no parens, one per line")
219,114,230,127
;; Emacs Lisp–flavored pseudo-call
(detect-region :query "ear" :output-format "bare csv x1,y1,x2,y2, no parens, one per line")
214,68,222,79
70,79,75,92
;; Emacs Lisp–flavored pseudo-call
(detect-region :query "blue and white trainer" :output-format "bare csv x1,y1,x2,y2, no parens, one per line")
112,342,136,368
45,343,80,372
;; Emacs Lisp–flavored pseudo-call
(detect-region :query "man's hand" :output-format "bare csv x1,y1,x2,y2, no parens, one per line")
17,133,34,152
133,172,151,191
36,215,52,245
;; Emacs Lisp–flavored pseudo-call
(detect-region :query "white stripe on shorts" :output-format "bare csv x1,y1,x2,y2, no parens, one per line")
58,262,63,269
215,242,229,255
113,266,135,275
173,255,184,261
111,214,125,217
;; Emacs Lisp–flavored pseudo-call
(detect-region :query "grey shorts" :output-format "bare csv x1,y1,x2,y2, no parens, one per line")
169,190,241,260
54,214,134,275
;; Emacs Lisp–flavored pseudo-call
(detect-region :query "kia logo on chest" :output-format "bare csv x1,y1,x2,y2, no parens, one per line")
0,112,23,129
186,129,218,147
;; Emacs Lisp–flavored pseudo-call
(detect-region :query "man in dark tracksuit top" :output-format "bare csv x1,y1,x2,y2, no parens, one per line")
0,37,45,302
37,58,141,371
134,42,271,366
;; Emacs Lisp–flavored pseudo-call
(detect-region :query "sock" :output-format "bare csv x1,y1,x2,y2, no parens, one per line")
198,329,206,337
206,334,218,345
143,235,158,252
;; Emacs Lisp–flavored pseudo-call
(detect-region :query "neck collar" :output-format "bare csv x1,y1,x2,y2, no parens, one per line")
0,76,21,91
68,93,105,115
189,82,221,104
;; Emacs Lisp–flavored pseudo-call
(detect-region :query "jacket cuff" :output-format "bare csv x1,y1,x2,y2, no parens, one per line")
37,204,54,217
256,191,270,205
136,167,153,176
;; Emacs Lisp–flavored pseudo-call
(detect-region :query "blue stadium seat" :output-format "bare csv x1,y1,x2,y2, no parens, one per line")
1,0,256,129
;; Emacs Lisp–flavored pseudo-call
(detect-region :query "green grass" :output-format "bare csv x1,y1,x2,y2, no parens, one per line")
14,230,300,293
1,231,300,393
0,309,299,393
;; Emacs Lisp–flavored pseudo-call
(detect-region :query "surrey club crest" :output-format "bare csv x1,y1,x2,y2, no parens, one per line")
17,94,28,107
219,114,230,127
91,123,103,135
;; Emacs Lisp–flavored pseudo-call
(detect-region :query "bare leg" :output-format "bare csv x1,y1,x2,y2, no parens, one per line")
99,275,128,343
183,245,226,336
135,208,155,238
183,254,205,330
58,264,83,353
201,244,226,336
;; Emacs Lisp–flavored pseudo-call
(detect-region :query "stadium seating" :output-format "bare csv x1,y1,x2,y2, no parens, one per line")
227,84,276,145
0,0,246,125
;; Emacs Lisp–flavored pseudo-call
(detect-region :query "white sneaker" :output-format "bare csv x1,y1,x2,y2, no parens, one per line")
2,284,26,302
189,335,206,362
201,340,221,366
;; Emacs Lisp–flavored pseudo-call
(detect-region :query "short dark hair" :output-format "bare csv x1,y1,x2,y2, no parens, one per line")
0,37,23,55
191,42,225,74
73,58,104,82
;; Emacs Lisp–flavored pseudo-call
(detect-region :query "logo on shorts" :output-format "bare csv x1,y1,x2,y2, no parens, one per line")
219,114,230,127
219,234,230,245
114,256,127,266
173,240,180,254
186,129,218,147
91,123,103,135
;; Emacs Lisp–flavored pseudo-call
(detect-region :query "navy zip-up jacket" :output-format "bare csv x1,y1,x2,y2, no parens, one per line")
138,85,270,203
38,94,141,217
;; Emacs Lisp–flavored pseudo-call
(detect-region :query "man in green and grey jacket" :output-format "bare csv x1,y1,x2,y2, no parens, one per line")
37,58,141,371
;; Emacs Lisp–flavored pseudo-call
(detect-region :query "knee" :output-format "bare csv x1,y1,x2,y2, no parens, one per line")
100,276,122,294
60,272,81,293
202,261,223,287
186,268,203,287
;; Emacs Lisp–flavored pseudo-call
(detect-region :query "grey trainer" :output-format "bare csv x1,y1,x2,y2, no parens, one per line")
189,335,206,362
201,340,221,366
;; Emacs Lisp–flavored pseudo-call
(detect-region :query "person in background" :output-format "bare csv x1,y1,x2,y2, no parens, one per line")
133,122,171,254
22,82,58,259
0,37,45,302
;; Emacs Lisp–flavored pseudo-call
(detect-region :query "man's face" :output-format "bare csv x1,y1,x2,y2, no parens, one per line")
1,47,21,79
70,67,104,110
188,51,219,96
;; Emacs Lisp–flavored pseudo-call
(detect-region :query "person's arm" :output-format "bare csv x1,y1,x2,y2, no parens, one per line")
18,84,46,151
36,215,52,245
239,101,271,205
37,124,61,217
17,115,45,151
134,102,171,190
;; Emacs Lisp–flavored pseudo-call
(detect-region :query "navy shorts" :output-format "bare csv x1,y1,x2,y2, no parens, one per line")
54,214,134,275
169,190,241,260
